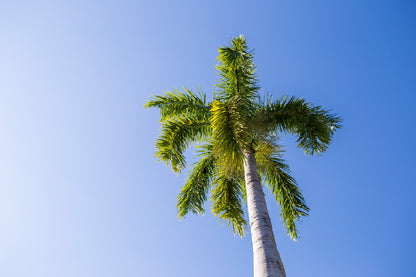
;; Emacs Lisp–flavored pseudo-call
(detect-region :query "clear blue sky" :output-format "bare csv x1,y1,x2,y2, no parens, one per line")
1,1,415,276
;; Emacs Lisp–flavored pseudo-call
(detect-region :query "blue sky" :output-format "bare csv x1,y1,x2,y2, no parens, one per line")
1,1,415,276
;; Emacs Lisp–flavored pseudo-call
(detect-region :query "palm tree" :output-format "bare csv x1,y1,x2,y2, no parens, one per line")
144,35,341,277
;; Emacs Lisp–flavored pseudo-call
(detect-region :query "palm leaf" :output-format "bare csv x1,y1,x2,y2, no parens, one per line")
216,35,259,104
256,152,309,240
144,87,209,121
177,143,216,217
262,96,341,155
155,115,210,172
211,172,247,237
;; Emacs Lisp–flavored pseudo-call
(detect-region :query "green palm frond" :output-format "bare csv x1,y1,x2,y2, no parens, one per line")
218,35,249,71
144,87,209,121
155,116,210,173
256,152,309,240
216,35,259,104
177,143,216,218
211,172,247,237
262,96,342,155
210,98,247,171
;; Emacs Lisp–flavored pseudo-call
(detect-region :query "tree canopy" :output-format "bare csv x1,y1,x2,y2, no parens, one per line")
145,35,341,240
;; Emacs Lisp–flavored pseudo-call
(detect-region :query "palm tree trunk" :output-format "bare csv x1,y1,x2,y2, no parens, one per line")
243,150,286,277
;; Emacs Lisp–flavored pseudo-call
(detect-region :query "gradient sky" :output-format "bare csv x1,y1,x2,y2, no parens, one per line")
1,1,415,276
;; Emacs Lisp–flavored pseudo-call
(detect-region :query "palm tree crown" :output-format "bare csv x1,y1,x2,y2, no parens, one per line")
145,35,341,240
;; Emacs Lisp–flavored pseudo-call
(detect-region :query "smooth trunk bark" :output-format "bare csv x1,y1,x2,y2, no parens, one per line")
243,150,286,277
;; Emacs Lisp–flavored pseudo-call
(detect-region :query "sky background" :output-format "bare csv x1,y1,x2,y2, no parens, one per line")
1,0,415,276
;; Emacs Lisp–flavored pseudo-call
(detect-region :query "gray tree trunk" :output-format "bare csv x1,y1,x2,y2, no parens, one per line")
243,150,286,277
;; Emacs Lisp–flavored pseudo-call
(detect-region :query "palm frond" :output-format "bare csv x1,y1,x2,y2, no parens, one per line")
216,35,259,104
256,152,309,240
210,99,246,171
177,143,216,218
218,35,249,71
155,116,210,173
262,96,342,155
144,87,209,121
211,172,247,237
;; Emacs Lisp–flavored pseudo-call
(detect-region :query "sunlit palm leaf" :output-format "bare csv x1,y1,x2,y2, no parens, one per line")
216,35,259,104
177,143,216,217
211,172,247,237
155,116,210,172
144,87,209,121
262,96,341,155
257,153,309,240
